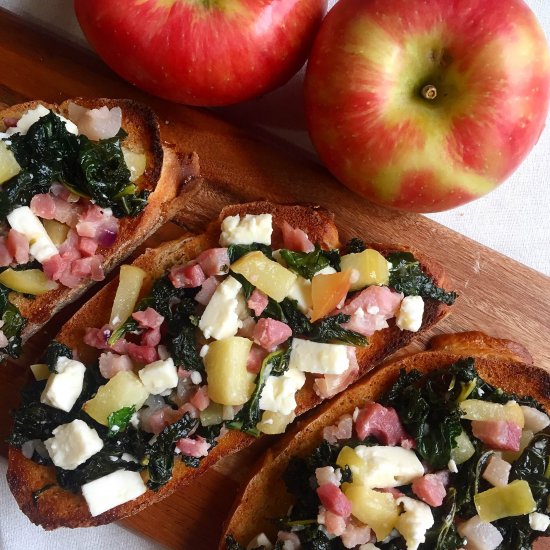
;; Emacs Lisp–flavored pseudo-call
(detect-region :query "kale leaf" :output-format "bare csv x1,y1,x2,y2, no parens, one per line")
3,112,147,219
387,252,457,305
107,405,136,437
280,248,340,280
44,341,73,373
227,243,273,264
346,238,366,254
0,283,26,358
228,349,290,437
225,536,246,550
383,366,463,469
309,314,368,347
146,413,199,490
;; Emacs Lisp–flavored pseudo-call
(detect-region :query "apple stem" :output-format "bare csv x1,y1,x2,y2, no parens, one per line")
421,85,438,100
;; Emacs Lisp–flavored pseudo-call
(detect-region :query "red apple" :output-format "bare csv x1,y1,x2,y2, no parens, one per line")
75,0,327,107
305,0,550,212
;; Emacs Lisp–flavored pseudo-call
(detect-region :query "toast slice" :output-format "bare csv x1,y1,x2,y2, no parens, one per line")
0,98,198,355
221,332,549,548
7,202,454,529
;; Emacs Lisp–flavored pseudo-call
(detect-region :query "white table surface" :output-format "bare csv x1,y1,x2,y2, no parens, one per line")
0,1,549,549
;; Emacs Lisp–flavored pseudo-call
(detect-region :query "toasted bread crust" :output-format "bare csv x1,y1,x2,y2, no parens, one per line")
221,332,550,548
0,98,196,346
8,203,452,529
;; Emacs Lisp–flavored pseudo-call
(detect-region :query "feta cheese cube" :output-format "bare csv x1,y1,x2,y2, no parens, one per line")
396,295,424,332
40,356,86,412
246,533,273,550
44,419,103,470
81,469,147,517
315,266,337,276
7,206,58,262
199,276,245,340
6,105,78,136
219,214,273,246
395,496,434,550
138,357,178,395
259,367,306,415
353,445,425,488
289,338,350,375
285,276,312,314
529,512,550,531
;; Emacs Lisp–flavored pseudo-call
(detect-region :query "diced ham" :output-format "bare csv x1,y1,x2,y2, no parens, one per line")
177,436,210,458
0,238,13,267
178,402,199,420
253,317,292,351
412,473,447,507
195,275,220,306
315,347,359,399
169,263,206,289
340,286,403,337
196,248,229,277
247,289,269,316
132,308,164,329
98,352,133,379
276,531,301,550
190,386,210,411
3,117,18,128
340,521,371,549
471,420,522,451
246,344,268,374
68,103,122,141
323,509,347,537
52,195,80,226
378,487,405,499
317,483,352,518
457,515,503,550
51,182,78,202
7,229,29,264
281,220,315,253
42,254,67,280
58,229,80,261
355,401,412,446
0,330,8,348
316,466,341,487
140,405,172,434
59,269,83,288
83,325,112,350
141,327,162,347
76,204,118,241
89,255,104,281
323,414,353,445
127,343,158,364
78,237,98,257
30,193,56,219
482,454,512,487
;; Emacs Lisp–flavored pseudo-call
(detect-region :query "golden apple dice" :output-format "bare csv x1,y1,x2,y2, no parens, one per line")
0,268,58,295
0,141,21,184
43,219,70,246
310,270,351,322
460,399,524,427
205,337,255,405
450,430,475,465
122,147,146,182
257,410,295,434
83,371,148,425
340,249,389,290
475,480,536,522
231,251,296,302
110,264,147,327
343,483,399,541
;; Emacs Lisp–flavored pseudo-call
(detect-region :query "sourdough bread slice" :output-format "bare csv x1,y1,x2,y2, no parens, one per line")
7,202,453,528
0,97,198,348
221,331,548,548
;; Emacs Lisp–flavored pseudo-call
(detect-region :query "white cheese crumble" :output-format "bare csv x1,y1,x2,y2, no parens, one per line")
395,496,434,550
289,338,349,375
7,206,58,262
521,405,550,432
529,512,550,531
199,344,210,358
40,357,86,412
138,357,178,395
219,214,273,246
285,276,312,314
81,469,147,517
447,459,458,474
44,419,103,470
190,370,202,385
246,533,273,550
6,105,78,136
199,276,245,340
396,295,425,333
258,367,306,415
353,446,425,488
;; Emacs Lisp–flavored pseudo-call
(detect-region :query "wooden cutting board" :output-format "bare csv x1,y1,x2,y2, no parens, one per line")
1,8,549,549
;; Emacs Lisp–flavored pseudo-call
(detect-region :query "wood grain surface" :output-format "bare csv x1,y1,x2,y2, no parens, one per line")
1,8,549,549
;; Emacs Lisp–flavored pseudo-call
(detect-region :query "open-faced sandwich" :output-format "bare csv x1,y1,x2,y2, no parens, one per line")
6,202,455,528
222,332,550,550
0,98,196,359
